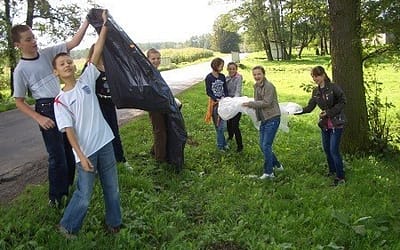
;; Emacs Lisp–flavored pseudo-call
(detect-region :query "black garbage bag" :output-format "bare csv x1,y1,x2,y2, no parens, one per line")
87,9,186,171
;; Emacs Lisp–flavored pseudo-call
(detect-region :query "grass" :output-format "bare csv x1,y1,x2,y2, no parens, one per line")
1,54,400,249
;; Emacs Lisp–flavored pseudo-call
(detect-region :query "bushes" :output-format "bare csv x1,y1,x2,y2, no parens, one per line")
160,47,214,64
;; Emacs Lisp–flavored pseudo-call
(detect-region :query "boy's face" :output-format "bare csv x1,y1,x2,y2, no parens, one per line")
14,29,38,56
148,52,161,69
53,55,76,79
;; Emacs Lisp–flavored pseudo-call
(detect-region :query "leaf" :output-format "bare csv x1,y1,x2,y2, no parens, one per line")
331,210,350,226
352,225,367,236
353,216,372,224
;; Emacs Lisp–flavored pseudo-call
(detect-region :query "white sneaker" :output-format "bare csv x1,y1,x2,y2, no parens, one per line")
275,164,284,171
259,173,275,179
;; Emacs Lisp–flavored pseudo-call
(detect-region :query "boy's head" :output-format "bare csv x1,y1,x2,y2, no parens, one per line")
146,48,161,69
11,24,38,56
52,52,76,79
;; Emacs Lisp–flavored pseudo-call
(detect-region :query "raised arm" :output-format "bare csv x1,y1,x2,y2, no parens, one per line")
66,19,90,51
90,10,108,66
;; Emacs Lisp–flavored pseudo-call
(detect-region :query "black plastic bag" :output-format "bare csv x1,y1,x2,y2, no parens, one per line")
87,9,186,171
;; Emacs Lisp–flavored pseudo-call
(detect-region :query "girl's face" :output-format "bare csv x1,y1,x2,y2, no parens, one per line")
216,63,224,73
252,68,264,84
148,52,161,69
227,64,237,77
311,73,324,85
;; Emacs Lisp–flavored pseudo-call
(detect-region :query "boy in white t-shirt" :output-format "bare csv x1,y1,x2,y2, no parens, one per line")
52,10,122,236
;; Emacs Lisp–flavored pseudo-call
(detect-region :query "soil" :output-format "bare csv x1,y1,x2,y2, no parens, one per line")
0,158,47,205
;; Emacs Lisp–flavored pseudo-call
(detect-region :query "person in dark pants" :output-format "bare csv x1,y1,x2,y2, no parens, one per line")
11,20,89,208
226,62,243,152
84,44,129,168
296,66,346,186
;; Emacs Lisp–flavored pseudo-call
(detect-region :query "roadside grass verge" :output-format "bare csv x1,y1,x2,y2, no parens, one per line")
0,55,399,249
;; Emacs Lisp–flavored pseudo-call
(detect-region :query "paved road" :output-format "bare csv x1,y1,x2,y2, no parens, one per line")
0,55,240,183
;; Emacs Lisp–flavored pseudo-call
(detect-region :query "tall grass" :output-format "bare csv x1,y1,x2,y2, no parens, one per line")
0,55,399,249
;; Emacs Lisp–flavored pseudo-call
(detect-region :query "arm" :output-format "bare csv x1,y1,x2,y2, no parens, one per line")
90,10,108,66
205,77,218,101
15,97,55,130
234,75,243,97
246,82,275,109
66,19,90,51
65,127,94,172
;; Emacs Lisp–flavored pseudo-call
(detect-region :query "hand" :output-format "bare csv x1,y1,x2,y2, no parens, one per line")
242,102,249,107
102,9,108,25
81,157,94,172
38,115,55,130
319,111,327,118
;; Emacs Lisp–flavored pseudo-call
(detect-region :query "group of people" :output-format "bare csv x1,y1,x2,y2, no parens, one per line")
10,9,347,238
11,10,179,237
205,58,347,186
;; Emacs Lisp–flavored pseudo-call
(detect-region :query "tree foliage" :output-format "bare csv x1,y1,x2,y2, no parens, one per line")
212,13,241,53
0,0,90,93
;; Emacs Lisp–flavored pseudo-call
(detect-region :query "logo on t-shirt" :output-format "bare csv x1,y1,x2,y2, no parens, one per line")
82,85,91,95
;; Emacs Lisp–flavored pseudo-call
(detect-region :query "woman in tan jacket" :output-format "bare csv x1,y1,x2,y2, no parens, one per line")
243,66,283,179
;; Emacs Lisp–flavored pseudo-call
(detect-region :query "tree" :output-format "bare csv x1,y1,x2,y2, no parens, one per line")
328,0,369,153
0,0,90,94
212,13,241,53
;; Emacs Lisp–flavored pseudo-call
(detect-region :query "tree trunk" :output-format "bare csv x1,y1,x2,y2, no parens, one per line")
26,0,35,27
328,0,369,153
5,0,17,95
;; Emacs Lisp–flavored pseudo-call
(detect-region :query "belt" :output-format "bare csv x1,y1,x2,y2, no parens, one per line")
97,94,112,99
35,98,55,106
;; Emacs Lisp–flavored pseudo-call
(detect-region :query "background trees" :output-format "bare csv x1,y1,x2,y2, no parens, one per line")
0,0,90,93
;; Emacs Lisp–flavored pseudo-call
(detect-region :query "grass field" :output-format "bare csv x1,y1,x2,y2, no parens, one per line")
0,54,399,249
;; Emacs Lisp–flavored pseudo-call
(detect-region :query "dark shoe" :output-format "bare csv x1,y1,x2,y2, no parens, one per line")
105,224,122,234
236,146,243,152
48,199,62,209
332,178,346,186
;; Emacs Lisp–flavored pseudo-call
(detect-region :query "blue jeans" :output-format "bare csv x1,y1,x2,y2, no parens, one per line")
35,98,75,202
212,104,226,149
321,128,345,179
259,117,281,175
60,142,122,234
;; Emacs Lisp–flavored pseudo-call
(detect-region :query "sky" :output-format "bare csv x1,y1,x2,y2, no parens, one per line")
71,0,238,48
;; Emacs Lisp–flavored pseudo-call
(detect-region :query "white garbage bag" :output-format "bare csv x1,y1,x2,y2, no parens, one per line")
218,97,302,132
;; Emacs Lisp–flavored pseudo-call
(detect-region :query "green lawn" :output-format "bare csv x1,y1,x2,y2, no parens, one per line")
1,54,399,249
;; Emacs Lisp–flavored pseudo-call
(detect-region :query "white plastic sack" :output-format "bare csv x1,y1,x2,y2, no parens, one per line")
218,97,302,132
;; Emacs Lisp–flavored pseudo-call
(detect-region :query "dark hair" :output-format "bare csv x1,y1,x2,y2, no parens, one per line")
52,52,70,69
227,61,238,69
252,65,266,75
311,66,331,83
210,57,224,71
11,24,31,43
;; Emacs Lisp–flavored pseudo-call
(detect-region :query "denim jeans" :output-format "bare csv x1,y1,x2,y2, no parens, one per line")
259,117,281,174
60,142,122,234
98,98,126,163
35,98,75,201
212,104,227,149
227,112,243,149
321,128,345,179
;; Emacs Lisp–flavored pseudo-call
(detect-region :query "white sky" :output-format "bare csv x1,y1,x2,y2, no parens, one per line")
74,0,238,48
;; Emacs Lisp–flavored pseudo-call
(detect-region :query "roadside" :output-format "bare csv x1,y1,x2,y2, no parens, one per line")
0,54,241,204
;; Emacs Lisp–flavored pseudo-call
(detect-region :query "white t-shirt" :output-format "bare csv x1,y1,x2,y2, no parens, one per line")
54,63,114,163
13,44,67,99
